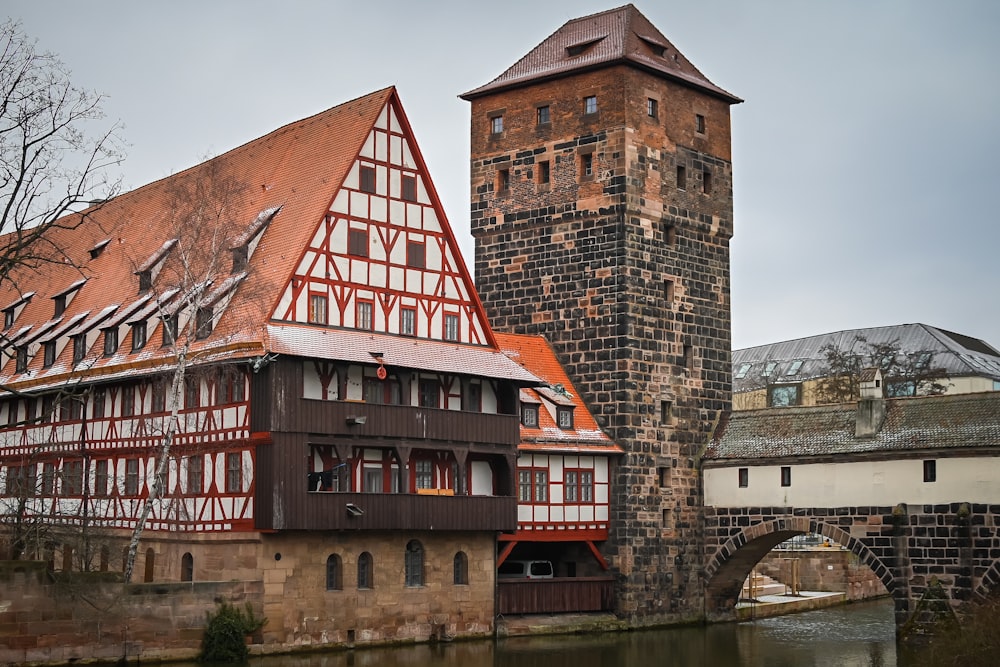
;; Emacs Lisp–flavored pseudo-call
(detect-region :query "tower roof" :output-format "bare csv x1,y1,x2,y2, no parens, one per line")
460,4,741,103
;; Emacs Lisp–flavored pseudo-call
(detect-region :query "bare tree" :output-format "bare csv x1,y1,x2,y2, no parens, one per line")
0,20,123,291
815,335,948,404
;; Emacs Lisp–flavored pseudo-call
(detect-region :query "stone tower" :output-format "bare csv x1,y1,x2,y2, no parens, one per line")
461,5,740,623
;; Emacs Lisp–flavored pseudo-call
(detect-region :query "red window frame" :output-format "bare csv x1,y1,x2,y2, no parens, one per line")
348,227,369,257
356,300,374,331
443,313,459,342
308,292,328,325
400,307,417,336
359,164,376,193
401,173,417,202
406,240,425,269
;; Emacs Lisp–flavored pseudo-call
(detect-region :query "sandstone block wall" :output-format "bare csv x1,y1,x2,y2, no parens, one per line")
755,549,889,600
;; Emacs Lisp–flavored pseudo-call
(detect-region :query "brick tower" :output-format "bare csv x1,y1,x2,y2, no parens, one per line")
461,5,740,622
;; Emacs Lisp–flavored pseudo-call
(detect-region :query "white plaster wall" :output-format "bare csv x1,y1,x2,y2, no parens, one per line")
705,456,1000,507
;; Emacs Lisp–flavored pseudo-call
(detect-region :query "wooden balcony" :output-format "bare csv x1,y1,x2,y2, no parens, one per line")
497,577,617,615
260,490,517,532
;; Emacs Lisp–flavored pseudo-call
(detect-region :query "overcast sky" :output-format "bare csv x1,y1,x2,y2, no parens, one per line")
9,1,1000,350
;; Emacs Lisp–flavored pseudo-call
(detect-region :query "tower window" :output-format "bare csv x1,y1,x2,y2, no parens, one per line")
696,114,706,133
664,223,676,246
676,165,687,190
583,95,598,115
703,170,713,194
580,153,594,180
537,160,550,185
359,165,376,193
664,279,675,305
660,399,673,424
536,105,550,125
647,98,658,118
496,168,510,193
490,115,504,135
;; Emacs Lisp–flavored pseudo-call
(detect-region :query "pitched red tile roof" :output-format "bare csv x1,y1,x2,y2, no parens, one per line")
495,332,622,454
461,4,741,103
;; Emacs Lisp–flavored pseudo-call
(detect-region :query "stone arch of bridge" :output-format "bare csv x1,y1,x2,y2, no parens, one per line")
702,515,898,617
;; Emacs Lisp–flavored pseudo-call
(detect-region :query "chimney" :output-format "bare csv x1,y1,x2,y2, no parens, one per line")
856,367,886,437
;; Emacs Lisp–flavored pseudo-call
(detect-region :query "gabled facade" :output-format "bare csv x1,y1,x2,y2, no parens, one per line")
0,87,540,648
733,324,1000,410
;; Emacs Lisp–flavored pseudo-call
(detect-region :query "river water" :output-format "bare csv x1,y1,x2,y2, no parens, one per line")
166,598,907,667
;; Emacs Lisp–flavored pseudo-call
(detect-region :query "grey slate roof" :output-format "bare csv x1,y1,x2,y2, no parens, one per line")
733,323,1000,392
706,391,1000,462
460,4,741,103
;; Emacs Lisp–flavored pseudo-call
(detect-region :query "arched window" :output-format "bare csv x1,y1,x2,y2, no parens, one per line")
357,552,373,590
181,552,194,582
326,554,342,590
453,551,468,585
405,540,424,587
144,548,155,582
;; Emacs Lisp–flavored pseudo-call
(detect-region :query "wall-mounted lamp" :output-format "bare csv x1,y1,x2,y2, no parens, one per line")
346,503,365,517
346,415,367,426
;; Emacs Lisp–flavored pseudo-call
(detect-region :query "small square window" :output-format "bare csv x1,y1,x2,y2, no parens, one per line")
923,460,936,483
647,98,658,118
348,228,368,257
537,160,550,185
497,168,510,193
308,294,328,324
359,165,376,193
401,174,417,202
491,115,504,135
780,466,791,487
522,404,538,427
557,407,573,429
407,240,426,269
536,105,550,125
696,114,706,133
676,165,687,190
583,96,598,115
400,307,416,336
703,170,713,194
738,467,749,488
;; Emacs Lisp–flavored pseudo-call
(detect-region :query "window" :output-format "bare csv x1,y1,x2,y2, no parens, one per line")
184,377,199,409
583,95,598,114
676,165,687,190
647,98,658,118
195,307,213,339
42,341,55,368
762,361,778,377
401,174,417,202
703,170,712,194
453,551,468,585
517,470,532,502
125,459,139,496
225,452,242,493
357,301,374,331
537,160,550,185
161,315,178,346
67,396,82,421
41,462,55,496
496,168,510,193
664,279,675,304
187,456,203,494
103,328,118,356
15,347,27,373
364,467,383,493
490,115,504,135
734,362,752,380
357,552,373,589
3,308,13,329
738,467,749,488
404,540,424,587
147,379,164,413
232,245,249,273
400,307,416,336
660,400,673,424
521,405,538,428
94,460,109,497
54,295,67,317
92,387,106,419
768,384,801,407
780,466,791,487
696,113,706,133
786,360,804,376
557,407,573,429
444,314,459,341
121,384,135,417
144,548,155,582
888,380,916,398
326,554,342,590
62,461,82,495
308,293,328,325
923,460,937,483
684,344,695,370
5,400,15,427
418,379,440,408
131,321,147,351
72,334,86,365
536,105,550,125
658,466,671,486
6,465,35,496
580,153,594,179
348,228,368,257
565,470,578,502
664,223,676,246
415,459,433,490
359,165,376,193
466,382,481,412
579,471,593,502
533,470,548,502
218,370,246,404
41,394,54,422
181,553,194,582
406,240,425,269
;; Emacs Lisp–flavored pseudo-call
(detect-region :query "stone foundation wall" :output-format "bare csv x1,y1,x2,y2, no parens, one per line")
755,548,889,601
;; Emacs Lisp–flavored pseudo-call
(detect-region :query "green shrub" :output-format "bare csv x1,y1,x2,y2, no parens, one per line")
198,601,265,664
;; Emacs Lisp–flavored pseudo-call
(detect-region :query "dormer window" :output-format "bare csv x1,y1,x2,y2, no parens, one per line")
72,334,87,365
522,404,539,428
3,309,14,329
53,295,67,317
161,314,178,346
42,341,56,368
15,347,27,373
135,239,177,294
232,245,249,273
51,280,86,317
195,307,213,339
131,321,147,351
103,328,118,356
557,407,574,430
89,238,111,259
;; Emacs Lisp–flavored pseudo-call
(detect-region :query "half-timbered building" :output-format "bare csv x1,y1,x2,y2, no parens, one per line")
0,87,541,646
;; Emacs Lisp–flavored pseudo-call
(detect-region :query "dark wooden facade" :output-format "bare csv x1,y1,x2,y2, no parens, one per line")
252,357,520,532
497,576,616,615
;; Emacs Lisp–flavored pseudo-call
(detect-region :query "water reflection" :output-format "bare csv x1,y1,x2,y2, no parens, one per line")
183,599,898,667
